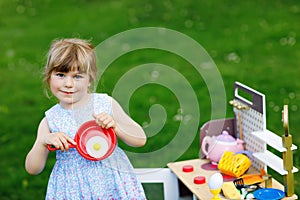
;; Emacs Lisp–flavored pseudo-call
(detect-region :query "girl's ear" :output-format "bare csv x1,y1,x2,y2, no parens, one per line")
88,84,92,93
88,80,92,90
88,75,93,87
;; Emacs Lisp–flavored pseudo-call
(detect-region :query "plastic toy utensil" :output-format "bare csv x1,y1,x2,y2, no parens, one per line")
47,120,116,161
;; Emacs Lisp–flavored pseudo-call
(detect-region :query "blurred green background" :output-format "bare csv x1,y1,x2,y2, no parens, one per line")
0,0,299,199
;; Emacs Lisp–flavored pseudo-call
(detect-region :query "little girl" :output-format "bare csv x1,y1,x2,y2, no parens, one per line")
25,38,147,199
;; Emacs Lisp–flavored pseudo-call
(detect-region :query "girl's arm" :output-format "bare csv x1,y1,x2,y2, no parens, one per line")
25,117,50,175
25,117,76,175
94,97,147,147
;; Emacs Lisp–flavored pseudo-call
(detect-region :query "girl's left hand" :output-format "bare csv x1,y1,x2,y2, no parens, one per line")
93,112,116,129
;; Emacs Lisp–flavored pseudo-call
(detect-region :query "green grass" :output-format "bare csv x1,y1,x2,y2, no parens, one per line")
1,0,300,199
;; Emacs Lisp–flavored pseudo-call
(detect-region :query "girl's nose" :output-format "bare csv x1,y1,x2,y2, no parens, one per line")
64,76,74,88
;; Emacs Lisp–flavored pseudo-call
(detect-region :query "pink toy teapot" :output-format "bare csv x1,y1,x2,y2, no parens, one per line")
201,130,244,164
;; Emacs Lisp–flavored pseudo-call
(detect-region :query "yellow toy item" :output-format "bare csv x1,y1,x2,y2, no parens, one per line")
218,151,251,177
210,188,222,200
222,182,241,199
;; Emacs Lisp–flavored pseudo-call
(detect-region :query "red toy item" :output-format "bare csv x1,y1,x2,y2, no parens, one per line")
194,176,206,184
47,120,117,161
182,165,194,172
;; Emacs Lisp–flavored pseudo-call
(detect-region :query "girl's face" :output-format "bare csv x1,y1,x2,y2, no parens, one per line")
49,70,91,109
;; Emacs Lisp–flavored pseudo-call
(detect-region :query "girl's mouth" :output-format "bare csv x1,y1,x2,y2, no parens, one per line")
62,91,74,95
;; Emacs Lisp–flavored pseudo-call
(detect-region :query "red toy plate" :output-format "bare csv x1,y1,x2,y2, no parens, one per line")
48,120,117,161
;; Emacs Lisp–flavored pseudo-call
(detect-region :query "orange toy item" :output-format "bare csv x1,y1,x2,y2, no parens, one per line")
240,174,263,185
240,168,266,185
218,151,251,177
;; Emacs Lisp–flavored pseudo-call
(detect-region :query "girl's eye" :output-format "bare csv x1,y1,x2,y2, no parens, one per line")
74,74,83,79
56,73,65,78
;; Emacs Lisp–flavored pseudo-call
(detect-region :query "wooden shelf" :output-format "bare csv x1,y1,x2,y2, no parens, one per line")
252,130,297,152
253,150,299,175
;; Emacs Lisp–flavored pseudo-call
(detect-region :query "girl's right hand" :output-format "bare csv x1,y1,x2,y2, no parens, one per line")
45,132,77,152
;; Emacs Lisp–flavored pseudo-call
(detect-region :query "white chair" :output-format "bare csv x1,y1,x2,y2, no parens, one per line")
134,168,180,200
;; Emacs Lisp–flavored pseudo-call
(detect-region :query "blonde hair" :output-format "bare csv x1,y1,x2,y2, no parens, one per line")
43,38,98,94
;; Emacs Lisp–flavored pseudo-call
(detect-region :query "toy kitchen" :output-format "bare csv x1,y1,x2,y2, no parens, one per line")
168,82,298,200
